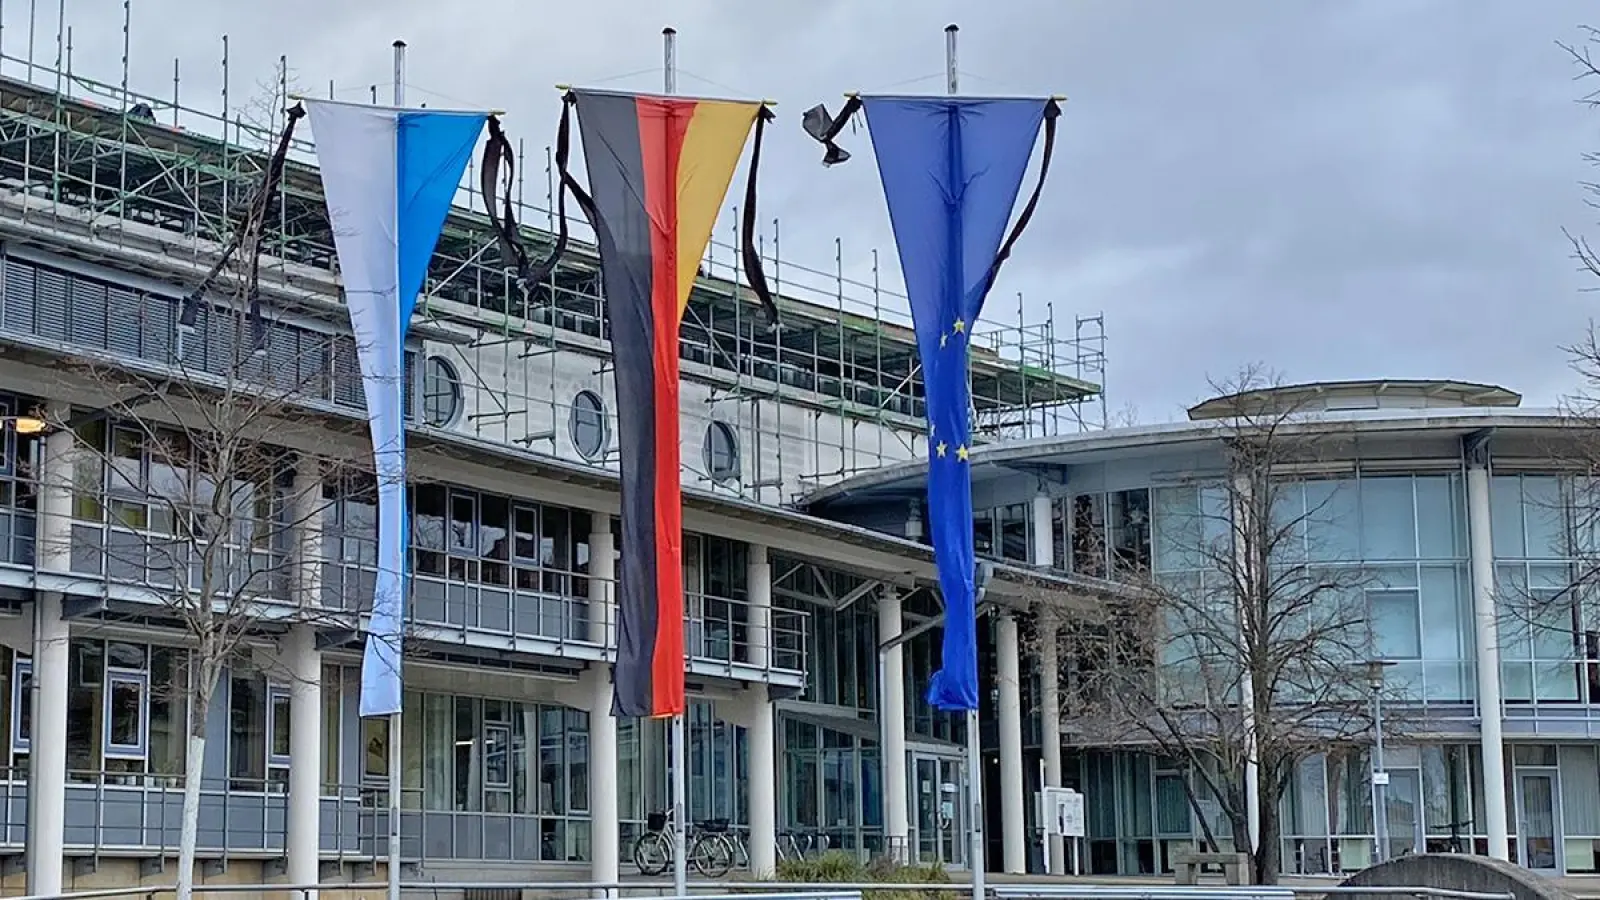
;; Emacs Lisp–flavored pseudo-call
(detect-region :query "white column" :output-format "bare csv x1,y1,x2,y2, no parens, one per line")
286,625,322,892
27,408,72,896
997,614,1025,874
1038,611,1064,874
746,544,778,876
587,666,620,891
1466,444,1510,860
287,465,324,893
588,517,620,889
1029,490,1065,873
878,588,909,862
589,520,615,645
1030,492,1054,569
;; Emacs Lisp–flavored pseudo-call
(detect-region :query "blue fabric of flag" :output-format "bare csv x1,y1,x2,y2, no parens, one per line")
862,96,1047,711
306,99,486,718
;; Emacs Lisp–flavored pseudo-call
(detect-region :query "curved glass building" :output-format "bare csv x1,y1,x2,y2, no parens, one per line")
808,378,1600,877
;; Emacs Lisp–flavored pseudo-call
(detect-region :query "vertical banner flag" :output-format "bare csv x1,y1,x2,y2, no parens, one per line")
803,95,1061,711
530,88,778,718
305,98,490,718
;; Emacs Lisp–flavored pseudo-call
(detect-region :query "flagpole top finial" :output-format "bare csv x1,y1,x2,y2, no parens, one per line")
1051,94,1068,102
287,92,306,101
663,26,676,35
844,91,860,99
555,84,572,92
489,109,507,116
392,39,406,48
945,23,959,33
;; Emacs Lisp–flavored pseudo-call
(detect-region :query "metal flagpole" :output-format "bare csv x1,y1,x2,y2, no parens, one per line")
662,28,689,898
947,26,987,900
387,41,407,900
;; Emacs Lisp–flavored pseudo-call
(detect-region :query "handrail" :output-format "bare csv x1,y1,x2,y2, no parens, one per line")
0,882,1525,900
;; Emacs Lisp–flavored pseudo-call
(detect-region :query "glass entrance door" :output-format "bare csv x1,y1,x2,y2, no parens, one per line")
1517,772,1561,872
910,753,966,868
1382,769,1424,860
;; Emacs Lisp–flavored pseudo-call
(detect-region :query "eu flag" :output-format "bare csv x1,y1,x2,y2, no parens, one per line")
804,95,1061,711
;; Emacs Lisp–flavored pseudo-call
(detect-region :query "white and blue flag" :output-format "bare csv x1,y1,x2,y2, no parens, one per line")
305,98,488,718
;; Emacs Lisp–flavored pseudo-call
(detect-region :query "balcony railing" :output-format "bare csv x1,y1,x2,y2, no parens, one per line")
5,505,808,678
0,770,607,865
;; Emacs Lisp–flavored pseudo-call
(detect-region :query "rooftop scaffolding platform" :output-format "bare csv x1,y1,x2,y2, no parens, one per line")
0,31,1107,498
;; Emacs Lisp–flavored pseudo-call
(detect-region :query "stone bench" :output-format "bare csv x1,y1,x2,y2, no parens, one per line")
1171,849,1252,886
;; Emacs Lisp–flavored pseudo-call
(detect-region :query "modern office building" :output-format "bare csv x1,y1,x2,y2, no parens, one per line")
0,65,1114,892
812,378,1600,878
6,35,1597,895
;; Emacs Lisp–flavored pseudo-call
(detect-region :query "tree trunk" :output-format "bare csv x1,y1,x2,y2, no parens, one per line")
178,728,206,900
178,675,214,900
1254,802,1282,884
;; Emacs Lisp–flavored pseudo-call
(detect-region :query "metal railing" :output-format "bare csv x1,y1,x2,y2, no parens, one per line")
0,883,1524,900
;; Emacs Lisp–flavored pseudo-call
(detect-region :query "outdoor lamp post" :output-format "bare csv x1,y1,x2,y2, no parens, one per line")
1366,659,1395,865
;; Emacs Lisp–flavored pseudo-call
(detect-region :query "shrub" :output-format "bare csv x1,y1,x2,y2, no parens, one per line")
771,851,950,900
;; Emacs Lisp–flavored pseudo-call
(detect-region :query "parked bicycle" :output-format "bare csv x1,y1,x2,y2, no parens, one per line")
632,808,737,878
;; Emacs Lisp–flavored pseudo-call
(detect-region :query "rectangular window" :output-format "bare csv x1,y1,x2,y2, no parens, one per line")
267,683,292,768
1369,589,1422,660
363,716,389,779
10,656,30,754
103,667,149,759
484,722,512,789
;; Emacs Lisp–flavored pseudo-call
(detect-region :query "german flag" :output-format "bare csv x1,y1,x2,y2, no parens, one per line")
533,88,777,718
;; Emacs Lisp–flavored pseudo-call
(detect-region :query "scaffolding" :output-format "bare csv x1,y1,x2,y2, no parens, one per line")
0,16,1108,505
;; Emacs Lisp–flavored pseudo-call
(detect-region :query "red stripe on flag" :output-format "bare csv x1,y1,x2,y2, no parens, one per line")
637,97,693,717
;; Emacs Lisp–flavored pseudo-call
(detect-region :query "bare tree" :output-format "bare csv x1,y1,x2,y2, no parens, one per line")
1055,367,1387,884
27,95,366,900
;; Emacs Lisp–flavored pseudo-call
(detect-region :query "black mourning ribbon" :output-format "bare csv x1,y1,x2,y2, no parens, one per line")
180,102,306,354
800,96,1063,310
479,115,539,299
522,92,597,294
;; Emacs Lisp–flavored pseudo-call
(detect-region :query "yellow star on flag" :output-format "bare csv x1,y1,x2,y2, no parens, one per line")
952,318,966,334
936,441,949,458
940,332,948,348
956,444,969,461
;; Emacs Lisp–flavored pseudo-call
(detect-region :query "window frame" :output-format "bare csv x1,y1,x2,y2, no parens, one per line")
102,666,150,760
420,355,463,429
267,682,293,769
569,390,610,462
10,656,30,755
1366,587,1424,662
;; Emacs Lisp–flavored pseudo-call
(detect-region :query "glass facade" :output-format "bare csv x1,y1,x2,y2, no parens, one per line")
1020,464,1600,876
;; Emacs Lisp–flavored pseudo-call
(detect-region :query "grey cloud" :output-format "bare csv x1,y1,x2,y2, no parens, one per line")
23,0,1600,421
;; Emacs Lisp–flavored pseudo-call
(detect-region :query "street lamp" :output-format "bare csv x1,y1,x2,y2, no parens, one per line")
1365,659,1395,865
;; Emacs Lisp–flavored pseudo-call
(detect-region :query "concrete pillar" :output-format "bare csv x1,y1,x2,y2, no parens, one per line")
589,519,615,646
746,544,778,875
1038,611,1064,874
587,665,620,890
285,625,322,893
878,588,909,862
1465,439,1510,860
27,407,72,896
997,614,1025,874
587,517,620,888
286,464,324,893
1030,491,1054,569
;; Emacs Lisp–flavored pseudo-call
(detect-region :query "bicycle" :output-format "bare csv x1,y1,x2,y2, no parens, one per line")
632,809,737,878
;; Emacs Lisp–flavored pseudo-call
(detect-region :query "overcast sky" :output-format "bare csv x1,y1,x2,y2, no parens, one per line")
8,0,1598,423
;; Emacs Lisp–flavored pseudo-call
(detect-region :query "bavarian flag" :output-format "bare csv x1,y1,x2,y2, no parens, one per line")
533,88,778,718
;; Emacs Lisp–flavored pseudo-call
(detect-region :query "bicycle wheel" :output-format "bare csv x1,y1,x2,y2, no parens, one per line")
692,833,734,878
634,831,672,876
